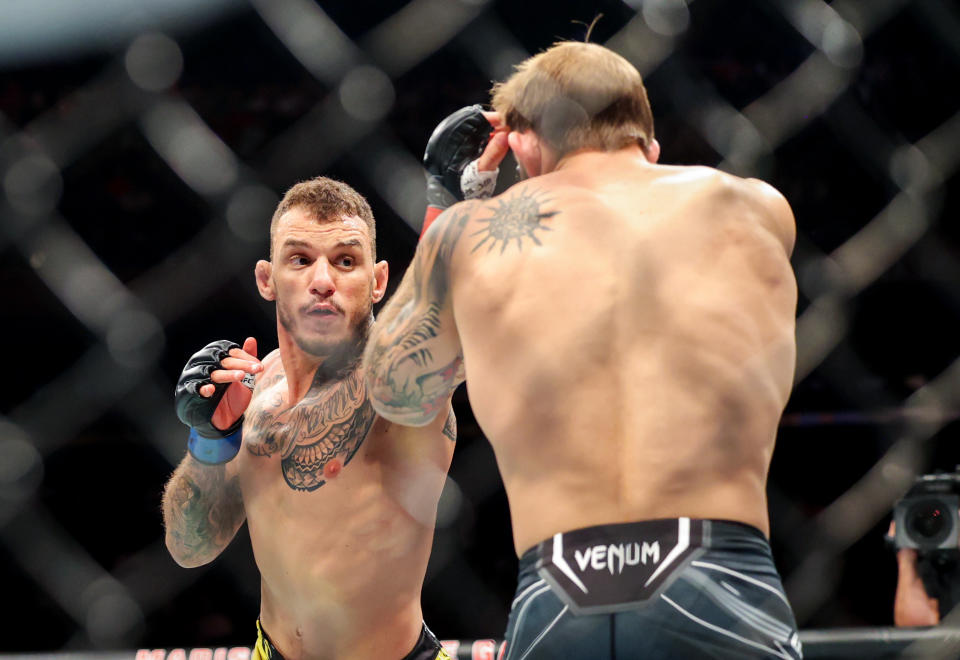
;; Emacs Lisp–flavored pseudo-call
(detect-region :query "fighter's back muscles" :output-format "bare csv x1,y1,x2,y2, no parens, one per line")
406,163,796,549
365,203,475,425
742,176,796,257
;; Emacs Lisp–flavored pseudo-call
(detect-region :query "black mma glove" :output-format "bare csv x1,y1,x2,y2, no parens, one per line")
422,104,492,234
175,339,245,464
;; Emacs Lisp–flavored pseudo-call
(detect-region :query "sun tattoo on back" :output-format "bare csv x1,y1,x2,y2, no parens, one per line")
471,187,557,254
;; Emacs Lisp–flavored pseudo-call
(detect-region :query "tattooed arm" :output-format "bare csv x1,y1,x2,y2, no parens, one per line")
364,203,474,426
162,455,245,568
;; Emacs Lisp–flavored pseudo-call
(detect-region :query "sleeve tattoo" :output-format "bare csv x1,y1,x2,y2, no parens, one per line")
442,407,457,442
162,457,245,567
364,190,556,425
364,205,472,425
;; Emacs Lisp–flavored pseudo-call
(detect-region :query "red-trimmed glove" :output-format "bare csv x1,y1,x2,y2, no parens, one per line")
422,104,492,236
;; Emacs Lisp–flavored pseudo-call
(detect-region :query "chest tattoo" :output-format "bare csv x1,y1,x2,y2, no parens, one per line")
246,367,376,491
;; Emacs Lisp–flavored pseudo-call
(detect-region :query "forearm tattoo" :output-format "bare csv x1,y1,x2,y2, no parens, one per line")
163,458,244,565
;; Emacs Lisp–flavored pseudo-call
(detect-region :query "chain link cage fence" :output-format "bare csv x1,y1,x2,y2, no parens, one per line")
1,0,958,657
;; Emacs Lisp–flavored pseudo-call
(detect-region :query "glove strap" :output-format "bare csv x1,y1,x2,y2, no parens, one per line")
188,427,242,465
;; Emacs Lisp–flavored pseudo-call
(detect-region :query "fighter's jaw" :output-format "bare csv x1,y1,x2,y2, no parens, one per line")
279,320,350,361
292,313,350,344
277,304,341,349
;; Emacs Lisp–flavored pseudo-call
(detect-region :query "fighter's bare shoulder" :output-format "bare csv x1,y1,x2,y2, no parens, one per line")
739,175,795,256
677,166,795,255
424,199,484,239
260,348,282,371
252,348,284,391
446,182,559,252
419,199,484,267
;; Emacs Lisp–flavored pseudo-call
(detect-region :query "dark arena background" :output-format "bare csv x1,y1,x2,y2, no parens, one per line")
2,0,959,658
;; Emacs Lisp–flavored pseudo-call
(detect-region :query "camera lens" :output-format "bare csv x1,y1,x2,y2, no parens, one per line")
913,506,945,537
906,499,953,547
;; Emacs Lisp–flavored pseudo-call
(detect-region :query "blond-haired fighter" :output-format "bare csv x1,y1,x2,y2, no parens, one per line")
365,42,802,658
163,177,454,660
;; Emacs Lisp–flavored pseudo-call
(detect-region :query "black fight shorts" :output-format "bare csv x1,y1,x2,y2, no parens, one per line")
503,519,802,659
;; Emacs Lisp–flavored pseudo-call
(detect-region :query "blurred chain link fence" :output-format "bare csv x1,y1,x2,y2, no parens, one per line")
1,0,959,653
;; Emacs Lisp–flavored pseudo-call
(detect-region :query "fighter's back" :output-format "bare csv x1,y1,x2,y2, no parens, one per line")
449,149,797,554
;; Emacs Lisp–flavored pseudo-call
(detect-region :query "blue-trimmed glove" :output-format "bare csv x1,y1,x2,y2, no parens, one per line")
175,339,244,465
422,104,492,234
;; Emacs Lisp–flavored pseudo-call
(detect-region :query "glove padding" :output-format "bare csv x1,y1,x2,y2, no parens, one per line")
175,339,243,439
423,104,492,211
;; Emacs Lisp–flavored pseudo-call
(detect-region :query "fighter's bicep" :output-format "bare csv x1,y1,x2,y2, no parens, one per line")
409,201,475,349
366,208,470,425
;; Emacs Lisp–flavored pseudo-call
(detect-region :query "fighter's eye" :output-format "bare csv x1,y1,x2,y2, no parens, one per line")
290,255,310,267
337,255,355,268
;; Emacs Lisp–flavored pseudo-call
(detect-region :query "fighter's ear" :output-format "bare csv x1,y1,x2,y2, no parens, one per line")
255,260,275,301
371,260,388,303
508,130,542,177
645,139,661,164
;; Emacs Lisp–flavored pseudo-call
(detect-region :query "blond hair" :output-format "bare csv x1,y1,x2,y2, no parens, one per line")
270,177,376,259
491,42,654,157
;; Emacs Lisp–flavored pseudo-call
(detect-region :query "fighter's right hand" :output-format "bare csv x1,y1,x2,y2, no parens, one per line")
175,337,261,464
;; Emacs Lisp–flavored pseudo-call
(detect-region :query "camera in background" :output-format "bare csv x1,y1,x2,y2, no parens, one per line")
893,470,960,553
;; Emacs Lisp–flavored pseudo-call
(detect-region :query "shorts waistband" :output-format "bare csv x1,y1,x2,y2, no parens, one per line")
255,619,446,660
519,519,766,570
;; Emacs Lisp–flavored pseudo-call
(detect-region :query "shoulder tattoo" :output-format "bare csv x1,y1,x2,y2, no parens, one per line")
472,187,558,254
